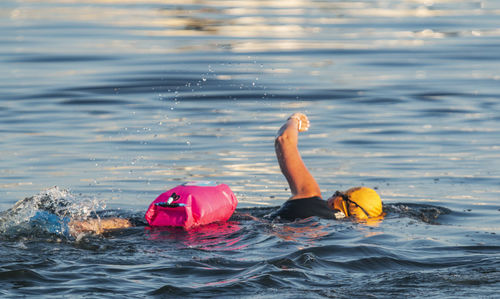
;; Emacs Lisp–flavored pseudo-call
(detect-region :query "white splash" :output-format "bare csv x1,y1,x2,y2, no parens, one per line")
0,187,106,237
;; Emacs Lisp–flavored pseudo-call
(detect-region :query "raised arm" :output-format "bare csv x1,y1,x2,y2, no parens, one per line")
275,113,322,200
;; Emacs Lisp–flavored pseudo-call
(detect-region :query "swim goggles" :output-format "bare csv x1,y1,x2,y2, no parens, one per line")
333,191,371,218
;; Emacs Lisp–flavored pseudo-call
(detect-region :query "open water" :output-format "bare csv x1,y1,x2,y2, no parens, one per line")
1,0,499,298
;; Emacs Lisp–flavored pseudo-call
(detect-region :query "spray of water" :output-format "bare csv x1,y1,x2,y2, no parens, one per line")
0,187,106,238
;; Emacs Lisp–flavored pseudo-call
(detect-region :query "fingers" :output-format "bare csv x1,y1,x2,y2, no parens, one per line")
300,117,310,132
288,113,310,132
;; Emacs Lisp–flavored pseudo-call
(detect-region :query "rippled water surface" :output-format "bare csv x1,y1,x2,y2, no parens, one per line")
1,0,499,297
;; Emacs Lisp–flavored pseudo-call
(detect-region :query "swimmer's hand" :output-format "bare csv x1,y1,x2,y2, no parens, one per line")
288,113,310,132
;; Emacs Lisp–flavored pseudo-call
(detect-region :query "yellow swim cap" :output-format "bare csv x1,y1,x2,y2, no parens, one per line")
335,187,383,220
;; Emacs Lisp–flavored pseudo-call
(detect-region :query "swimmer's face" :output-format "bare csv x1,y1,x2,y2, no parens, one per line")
326,193,344,212
328,190,375,220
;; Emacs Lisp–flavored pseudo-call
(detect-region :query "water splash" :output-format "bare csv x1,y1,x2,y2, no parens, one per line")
0,187,106,239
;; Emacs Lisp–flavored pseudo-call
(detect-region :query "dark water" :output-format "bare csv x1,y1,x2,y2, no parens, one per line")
1,0,499,297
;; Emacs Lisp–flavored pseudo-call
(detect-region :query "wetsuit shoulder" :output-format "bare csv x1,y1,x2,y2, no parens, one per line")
268,196,334,221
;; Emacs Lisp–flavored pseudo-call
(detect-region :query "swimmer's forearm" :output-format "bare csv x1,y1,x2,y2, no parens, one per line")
275,120,301,194
99,218,132,230
69,217,132,235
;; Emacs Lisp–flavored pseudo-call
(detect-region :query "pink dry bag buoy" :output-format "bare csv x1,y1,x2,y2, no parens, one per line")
145,182,238,229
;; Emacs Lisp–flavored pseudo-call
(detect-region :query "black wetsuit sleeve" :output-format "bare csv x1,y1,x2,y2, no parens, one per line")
268,197,335,221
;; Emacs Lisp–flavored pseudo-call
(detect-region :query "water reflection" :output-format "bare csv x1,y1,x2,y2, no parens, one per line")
271,219,331,243
145,221,246,251
7,0,499,56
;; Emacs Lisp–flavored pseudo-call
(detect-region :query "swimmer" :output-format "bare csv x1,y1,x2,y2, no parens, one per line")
269,113,383,221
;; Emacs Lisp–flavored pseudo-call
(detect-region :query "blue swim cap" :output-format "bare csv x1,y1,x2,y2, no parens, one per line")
30,210,71,237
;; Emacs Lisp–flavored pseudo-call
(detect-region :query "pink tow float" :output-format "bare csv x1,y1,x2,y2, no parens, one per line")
145,182,238,229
